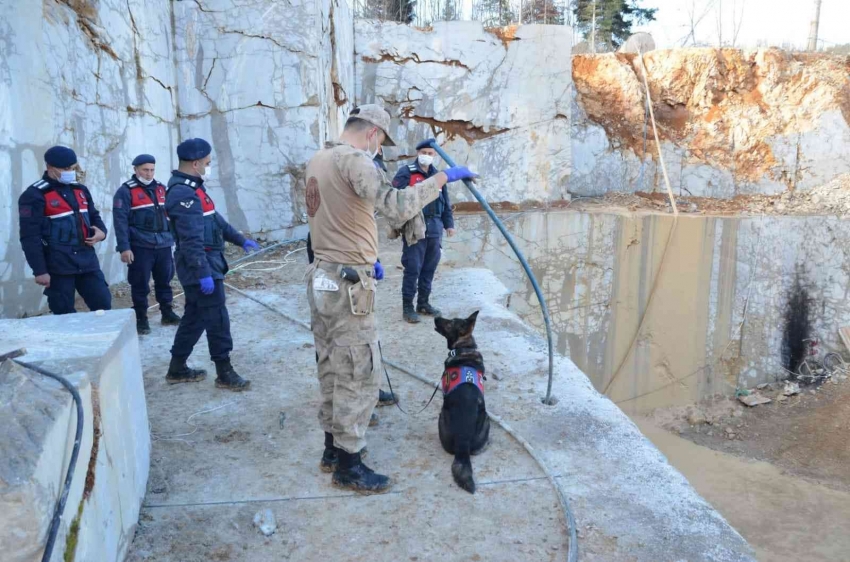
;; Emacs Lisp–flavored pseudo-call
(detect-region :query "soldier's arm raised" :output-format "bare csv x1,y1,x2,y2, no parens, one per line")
337,150,447,224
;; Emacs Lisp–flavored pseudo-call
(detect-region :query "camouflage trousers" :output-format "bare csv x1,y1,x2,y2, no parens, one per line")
306,260,380,454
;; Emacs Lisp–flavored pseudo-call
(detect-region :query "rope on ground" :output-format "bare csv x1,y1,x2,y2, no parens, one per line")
151,400,238,442
146,238,306,311
221,283,578,562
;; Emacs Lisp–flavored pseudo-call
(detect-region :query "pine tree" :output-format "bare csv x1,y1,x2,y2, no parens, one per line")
473,0,516,27
574,0,657,49
521,0,567,25
363,0,417,23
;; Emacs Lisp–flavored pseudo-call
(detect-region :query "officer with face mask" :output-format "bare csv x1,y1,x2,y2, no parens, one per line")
164,138,260,391
18,145,112,315
391,138,456,323
113,154,181,335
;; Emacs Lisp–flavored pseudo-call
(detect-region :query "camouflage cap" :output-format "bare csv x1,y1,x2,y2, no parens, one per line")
350,104,396,147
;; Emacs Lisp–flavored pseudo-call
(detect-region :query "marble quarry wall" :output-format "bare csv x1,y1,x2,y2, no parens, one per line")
355,20,573,205
1,0,353,318
1,0,179,318
442,209,850,413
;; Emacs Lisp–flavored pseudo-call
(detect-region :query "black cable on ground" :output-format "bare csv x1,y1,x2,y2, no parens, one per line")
12,358,84,562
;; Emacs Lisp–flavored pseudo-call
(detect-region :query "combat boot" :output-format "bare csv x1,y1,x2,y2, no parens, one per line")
332,450,391,494
134,307,151,335
416,295,441,317
165,356,207,384
377,389,398,406
320,432,339,473
214,359,251,391
403,300,420,324
160,304,181,325
321,433,368,473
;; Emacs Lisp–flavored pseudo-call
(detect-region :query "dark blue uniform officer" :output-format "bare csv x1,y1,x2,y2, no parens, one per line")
392,138,455,323
113,153,180,335
18,146,112,315
164,138,260,391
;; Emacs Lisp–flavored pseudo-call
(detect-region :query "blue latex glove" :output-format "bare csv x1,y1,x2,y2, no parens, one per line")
243,239,260,254
443,166,478,183
199,276,215,295
373,260,384,281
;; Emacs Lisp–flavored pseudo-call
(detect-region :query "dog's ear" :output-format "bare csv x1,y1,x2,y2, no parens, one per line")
460,310,479,337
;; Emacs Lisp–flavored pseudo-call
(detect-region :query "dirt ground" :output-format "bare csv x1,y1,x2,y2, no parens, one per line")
638,375,850,562
567,173,850,217
648,377,850,493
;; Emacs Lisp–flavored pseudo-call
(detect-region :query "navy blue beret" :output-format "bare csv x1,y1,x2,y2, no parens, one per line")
415,138,437,151
44,146,77,168
176,138,212,161
132,153,156,166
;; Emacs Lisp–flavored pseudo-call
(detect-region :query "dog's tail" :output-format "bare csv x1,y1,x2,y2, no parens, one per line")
452,449,475,494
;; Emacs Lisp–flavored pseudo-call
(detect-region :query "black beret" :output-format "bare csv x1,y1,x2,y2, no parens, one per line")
44,146,77,168
132,153,156,166
415,138,437,151
176,138,212,161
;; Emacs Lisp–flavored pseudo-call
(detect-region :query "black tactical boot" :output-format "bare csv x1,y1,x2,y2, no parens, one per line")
416,296,441,317
320,432,339,473
332,450,391,494
377,389,398,406
403,300,420,324
165,356,207,384
160,304,181,325
135,307,151,335
214,359,251,391
321,433,368,473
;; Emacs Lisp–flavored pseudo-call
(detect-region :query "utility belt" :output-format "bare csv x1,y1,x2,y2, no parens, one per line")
310,259,376,316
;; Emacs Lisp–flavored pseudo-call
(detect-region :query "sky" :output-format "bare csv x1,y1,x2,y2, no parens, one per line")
633,0,850,50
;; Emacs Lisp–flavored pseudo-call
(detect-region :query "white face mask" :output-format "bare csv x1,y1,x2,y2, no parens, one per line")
418,154,435,168
366,131,380,160
58,170,77,184
138,177,154,186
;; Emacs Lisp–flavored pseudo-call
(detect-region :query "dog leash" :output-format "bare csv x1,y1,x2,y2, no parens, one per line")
378,340,441,415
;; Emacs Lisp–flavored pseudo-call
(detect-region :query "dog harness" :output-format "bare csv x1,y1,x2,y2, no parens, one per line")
442,365,485,396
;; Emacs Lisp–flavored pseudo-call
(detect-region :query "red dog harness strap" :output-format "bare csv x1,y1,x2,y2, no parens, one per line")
442,366,485,396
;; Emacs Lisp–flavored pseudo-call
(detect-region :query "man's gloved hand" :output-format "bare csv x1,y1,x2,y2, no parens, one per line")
443,166,478,183
373,260,384,281
243,239,260,254
199,276,215,295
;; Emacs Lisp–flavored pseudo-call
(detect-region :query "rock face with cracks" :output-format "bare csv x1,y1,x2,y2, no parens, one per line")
355,20,572,205
0,0,354,318
0,0,178,318
571,49,850,198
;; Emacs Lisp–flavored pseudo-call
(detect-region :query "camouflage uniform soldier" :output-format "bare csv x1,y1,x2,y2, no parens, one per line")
305,105,477,493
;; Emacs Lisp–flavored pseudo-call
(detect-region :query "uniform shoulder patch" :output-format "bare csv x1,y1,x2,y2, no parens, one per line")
33,180,49,190
180,199,194,208
306,176,321,217
408,164,417,170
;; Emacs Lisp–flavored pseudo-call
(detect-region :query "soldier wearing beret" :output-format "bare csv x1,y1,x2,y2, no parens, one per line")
164,138,260,391
392,138,455,323
18,145,112,314
113,153,181,335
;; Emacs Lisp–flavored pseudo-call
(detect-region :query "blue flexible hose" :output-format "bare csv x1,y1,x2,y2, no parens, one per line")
428,142,556,405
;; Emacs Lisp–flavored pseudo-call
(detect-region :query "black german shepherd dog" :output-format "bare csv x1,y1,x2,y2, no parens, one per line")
434,311,491,494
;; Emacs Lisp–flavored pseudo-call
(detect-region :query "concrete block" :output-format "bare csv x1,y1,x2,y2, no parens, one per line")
0,310,149,562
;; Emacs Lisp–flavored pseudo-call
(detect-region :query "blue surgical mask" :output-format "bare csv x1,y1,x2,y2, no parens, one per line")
58,170,77,184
